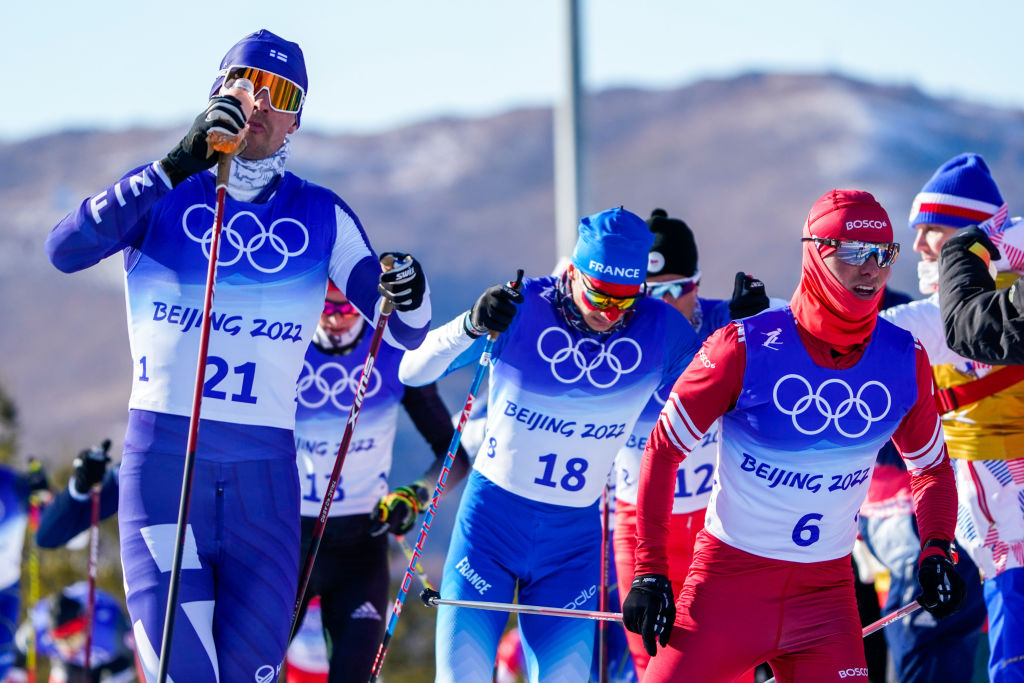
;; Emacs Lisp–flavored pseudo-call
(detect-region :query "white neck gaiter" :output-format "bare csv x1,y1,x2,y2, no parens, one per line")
226,137,290,202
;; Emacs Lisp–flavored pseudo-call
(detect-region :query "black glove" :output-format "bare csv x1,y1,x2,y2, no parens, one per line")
943,225,1001,263
622,574,675,657
72,439,112,496
369,482,430,537
378,253,427,312
24,459,49,495
466,282,524,338
160,95,248,187
917,545,966,619
728,271,770,320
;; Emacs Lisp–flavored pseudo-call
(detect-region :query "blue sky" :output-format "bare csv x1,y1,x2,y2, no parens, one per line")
4,0,1023,141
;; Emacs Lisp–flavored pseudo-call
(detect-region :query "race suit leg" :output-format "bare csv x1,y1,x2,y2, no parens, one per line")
515,495,600,683
302,515,388,683
643,531,866,683
120,450,299,682
613,503,701,679
120,450,219,682
212,458,300,681
984,567,1024,682
434,472,519,683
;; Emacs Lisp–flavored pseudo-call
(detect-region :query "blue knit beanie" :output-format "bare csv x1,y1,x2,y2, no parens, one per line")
209,30,307,127
909,154,1003,230
572,208,653,286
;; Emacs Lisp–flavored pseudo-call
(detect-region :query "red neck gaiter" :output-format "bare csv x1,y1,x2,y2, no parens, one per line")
790,242,882,351
789,189,893,352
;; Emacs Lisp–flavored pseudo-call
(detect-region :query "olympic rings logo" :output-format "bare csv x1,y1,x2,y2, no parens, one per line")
536,327,643,388
296,361,381,410
182,204,309,273
772,374,891,438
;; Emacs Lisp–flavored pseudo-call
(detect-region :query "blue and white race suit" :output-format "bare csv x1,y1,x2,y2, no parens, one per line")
46,161,430,682
399,276,698,682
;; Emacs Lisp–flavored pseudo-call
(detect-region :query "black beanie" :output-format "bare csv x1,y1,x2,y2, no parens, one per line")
646,209,698,278
49,591,83,628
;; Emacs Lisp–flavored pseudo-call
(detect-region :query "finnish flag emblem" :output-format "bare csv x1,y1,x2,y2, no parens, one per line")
269,49,288,63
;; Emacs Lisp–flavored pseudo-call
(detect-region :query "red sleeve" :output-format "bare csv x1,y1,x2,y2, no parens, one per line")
890,343,956,551
634,323,746,576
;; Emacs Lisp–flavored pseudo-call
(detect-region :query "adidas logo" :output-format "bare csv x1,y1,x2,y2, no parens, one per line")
350,601,381,620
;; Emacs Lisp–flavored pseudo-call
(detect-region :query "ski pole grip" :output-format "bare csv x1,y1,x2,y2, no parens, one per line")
378,254,398,315
421,588,441,607
208,78,255,155
488,269,525,340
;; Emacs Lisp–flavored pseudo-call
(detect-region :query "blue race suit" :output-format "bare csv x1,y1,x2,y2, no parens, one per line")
46,160,431,682
0,467,28,680
399,276,698,682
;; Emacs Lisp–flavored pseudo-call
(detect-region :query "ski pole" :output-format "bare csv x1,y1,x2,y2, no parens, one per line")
763,600,922,683
157,80,253,683
598,482,610,683
421,588,623,623
288,258,401,644
369,269,524,682
84,439,110,674
26,486,41,683
860,599,922,637
85,485,99,673
395,535,435,592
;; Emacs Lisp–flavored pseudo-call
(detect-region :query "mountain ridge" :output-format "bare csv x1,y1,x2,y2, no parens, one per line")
3,70,1024,461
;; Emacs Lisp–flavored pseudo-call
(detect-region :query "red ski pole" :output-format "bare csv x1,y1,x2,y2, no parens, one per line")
598,482,610,683
26,489,41,683
83,439,110,674
156,80,253,683
288,259,398,643
763,600,922,683
369,269,524,682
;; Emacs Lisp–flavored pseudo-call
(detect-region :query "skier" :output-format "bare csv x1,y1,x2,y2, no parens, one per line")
0,462,49,680
624,190,962,682
12,582,135,683
45,30,430,681
291,284,469,681
900,154,1024,683
613,208,769,678
399,207,700,681
36,442,117,550
860,154,1003,681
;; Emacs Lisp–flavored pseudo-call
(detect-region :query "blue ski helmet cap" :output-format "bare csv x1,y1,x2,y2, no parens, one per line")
210,29,308,127
909,153,1003,230
572,207,653,286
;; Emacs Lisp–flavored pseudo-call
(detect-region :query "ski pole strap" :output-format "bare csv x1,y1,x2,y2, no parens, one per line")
934,365,1024,413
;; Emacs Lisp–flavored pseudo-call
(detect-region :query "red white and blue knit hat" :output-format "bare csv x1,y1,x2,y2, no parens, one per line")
908,153,1003,230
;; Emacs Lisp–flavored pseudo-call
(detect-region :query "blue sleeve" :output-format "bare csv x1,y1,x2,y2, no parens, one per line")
700,299,732,341
438,333,491,380
663,315,700,387
327,196,430,350
35,469,119,549
45,162,171,273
